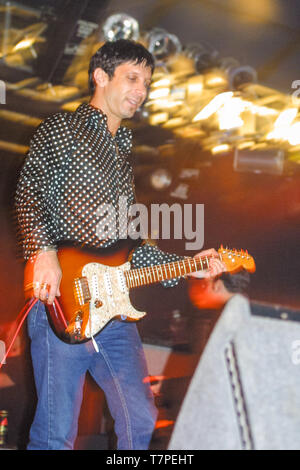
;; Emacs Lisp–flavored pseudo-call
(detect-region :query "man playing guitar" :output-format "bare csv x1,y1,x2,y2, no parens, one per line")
15,39,225,450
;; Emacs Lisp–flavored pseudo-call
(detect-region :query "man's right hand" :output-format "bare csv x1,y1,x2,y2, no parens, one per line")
32,250,62,305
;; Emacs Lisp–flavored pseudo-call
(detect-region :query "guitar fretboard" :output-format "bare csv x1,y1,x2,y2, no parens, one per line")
125,255,215,288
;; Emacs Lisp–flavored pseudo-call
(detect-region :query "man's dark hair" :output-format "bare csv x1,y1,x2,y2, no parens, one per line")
219,270,250,295
88,39,155,94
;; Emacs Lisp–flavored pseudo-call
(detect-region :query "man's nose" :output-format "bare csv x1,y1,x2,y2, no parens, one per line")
135,82,147,98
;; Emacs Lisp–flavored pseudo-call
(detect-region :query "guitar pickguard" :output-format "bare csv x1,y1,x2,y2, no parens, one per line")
78,261,146,339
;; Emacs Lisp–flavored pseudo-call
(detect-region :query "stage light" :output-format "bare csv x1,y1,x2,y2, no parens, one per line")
287,122,300,146
184,42,219,73
220,57,257,90
193,92,234,121
266,108,298,141
186,76,204,96
217,97,246,130
204,70,228,88
148,112,169,125
148,87,170,100
13,37,35,52
150,169,172,190
233,148,284,175
229,65,257,89
146,28,182,60
211,144,231,154
102,13,139,41
152,78,171,88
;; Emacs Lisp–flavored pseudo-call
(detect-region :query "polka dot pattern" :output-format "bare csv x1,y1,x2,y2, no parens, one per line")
15,103,181,287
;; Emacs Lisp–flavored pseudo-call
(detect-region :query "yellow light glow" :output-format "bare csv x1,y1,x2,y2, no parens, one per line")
187,82,203,94
13,38,35,52
0,109,41,126
237,141,255,149
204,69,228,88
148,87,170,100
149,99,183,109
250,104,277,116
266,108,298,140
152,78,171,88
211,144,231,154
287,121,300,146
274,108,298,127
217,97,245,130
193,92,234,121
205,75,227,87
0,140,29,154
187,76,203,95
162,117,184,128
149,112,169,125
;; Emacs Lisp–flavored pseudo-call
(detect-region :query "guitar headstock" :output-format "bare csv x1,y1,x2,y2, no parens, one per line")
218,246,256,274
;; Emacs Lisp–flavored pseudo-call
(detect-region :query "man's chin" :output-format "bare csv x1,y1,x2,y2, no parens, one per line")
126,107,137,118
122,103,139,118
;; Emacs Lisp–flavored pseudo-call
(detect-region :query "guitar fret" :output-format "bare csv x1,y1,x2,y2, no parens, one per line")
126,271,131,288
127,252,226,288
140,269,145,286
133,269,140,286
151,265,156,283
130,271,135,287
198,257,203,270
205,256,209,269
179,261,185,276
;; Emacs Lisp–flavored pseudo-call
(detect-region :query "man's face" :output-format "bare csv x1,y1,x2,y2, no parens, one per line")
101,61,152,122
188,279,226,309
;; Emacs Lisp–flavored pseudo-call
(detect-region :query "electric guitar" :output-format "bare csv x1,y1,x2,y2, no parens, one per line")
24,245,255,344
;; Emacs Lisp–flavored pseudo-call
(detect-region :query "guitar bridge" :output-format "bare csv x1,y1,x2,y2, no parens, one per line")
73,277,91,305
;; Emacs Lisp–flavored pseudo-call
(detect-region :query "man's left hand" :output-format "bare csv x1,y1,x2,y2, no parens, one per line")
188,248,226,279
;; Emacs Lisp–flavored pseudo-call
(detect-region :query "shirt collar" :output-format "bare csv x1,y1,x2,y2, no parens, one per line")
74,103,132,154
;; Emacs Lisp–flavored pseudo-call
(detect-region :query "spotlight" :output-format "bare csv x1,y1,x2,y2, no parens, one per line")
146,28,182,60
220,57,257,90
102,13,139,41
229,65,257,89
234,148,284,175
184,42,219,73
150,168,172,190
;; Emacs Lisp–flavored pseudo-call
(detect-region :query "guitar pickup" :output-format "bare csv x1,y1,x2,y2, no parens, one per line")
73,277,91,305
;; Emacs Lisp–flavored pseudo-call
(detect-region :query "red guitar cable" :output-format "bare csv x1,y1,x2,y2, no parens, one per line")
0,297,38,369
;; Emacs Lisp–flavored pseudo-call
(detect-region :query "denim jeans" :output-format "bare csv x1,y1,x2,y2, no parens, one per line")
27,301,157,450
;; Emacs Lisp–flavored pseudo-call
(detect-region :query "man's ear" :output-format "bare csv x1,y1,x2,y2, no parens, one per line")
93,68,109,89
212,279,224,293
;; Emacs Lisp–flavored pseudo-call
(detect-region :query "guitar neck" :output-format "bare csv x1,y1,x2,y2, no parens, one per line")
125,254,216,288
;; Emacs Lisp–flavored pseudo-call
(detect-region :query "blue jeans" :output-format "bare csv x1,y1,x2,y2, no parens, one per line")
27,301,157,450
